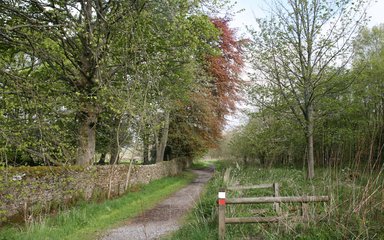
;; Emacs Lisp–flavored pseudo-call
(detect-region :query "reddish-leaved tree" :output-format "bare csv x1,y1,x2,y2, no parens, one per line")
167,18,245,158
208,18,244,129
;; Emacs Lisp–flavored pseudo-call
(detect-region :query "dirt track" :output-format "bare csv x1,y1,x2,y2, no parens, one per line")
101,169,213,240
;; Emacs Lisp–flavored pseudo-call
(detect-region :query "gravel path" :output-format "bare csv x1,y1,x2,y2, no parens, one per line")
101,169,213,240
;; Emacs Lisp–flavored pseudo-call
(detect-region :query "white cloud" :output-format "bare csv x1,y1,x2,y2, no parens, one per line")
367,0,384,26
230,0,384,33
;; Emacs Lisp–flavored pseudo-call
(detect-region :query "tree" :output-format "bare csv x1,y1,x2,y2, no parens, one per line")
0,0,138,166
132,11,220,164
0,49,77,165
207,18,244,127
248,0,367,179
0,0,241,167
351,24,384,165
0,0,215,166
167,17,245,159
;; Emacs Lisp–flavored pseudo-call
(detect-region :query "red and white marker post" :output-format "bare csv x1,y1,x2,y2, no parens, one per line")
218,189,226,240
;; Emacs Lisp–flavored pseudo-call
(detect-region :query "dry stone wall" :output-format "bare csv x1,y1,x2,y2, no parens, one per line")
0,158,191,224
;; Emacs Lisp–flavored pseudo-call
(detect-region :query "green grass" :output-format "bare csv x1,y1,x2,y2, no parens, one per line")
191,159,219,169
0,172,195,240
167,163,384,240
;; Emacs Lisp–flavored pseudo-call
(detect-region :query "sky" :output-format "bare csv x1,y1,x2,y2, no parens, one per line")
229,0,384,35
225,0,384,130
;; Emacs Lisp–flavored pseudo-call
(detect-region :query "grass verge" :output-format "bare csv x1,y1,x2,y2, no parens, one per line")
190,159,219,170
166,162,384,239
0,172,195,240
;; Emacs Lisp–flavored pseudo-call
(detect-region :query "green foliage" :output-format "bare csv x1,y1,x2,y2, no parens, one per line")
0,0,233,166
246,0,369,178
230,111,305,166
233,21,384,170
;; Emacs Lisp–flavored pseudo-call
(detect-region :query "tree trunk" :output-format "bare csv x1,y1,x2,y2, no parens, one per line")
76,106,98,166
143,141,150,164
156,111,170,162
110,141,120,165
143,127,150,164
98,153,106,165
306,105,315,180
109,117,122,165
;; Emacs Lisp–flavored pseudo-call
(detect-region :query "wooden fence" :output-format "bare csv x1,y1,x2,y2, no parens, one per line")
218,184,329,240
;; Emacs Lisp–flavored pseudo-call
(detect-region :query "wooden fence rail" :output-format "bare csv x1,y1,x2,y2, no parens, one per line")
226,195,329,204
227,183,274,190
227,182,281,215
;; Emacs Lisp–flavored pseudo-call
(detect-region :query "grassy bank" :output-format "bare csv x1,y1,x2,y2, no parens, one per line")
0,172,195,240
167,162,384,239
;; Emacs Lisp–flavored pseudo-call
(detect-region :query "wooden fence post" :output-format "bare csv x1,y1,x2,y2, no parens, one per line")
218,189,226,240
301,202,309,221
273,183,281,215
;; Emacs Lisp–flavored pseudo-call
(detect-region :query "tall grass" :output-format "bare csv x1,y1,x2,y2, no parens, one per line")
167,162,384,239
0,172,194,240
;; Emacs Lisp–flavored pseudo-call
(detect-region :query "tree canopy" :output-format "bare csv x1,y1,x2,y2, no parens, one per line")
244,0,368,179
0,0,244,166
230,20,384,176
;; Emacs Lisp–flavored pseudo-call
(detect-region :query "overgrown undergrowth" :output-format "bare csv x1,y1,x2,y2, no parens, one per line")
0,172,195,240
167,161,384,239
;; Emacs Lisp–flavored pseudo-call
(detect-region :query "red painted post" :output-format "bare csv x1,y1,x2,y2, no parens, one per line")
218,189,226,240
